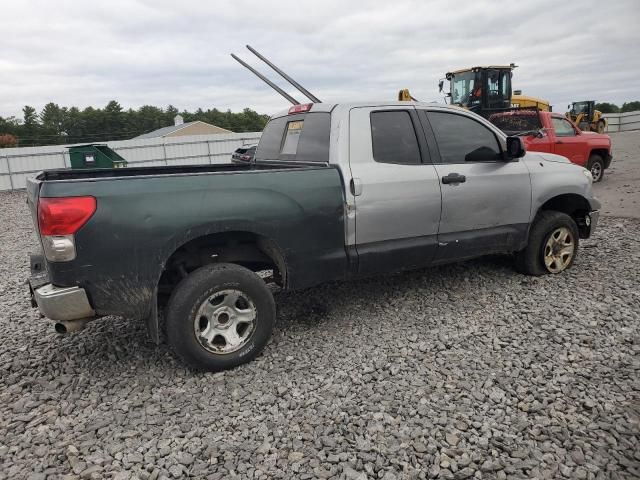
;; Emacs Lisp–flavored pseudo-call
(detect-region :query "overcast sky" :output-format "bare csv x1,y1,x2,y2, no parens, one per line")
2,0,639,120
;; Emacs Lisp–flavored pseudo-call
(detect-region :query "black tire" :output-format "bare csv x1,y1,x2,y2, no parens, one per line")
515,211,579,276
596,121,605,134
587,154,605,182
166,263,275,371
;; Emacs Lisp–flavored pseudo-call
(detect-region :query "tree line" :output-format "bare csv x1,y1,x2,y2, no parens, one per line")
0,101,271,147
594,101,640,114
2,99,639,148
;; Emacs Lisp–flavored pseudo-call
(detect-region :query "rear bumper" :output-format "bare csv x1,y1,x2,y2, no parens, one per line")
28,253,95,322
31,283,95,321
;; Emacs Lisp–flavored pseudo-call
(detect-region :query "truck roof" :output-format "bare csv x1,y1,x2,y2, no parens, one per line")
447,65,514,75
270,101,466,119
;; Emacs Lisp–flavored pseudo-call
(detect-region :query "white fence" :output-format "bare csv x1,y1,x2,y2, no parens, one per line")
0,132,262,191
604,110,640,133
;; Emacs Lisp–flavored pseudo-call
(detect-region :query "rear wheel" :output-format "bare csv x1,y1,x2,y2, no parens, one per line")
596,121,605,134
587,154,605,182
515,211,579,276
166,263,275,371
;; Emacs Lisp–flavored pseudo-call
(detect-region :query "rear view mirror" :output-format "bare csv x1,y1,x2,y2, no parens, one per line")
506,136,526,159
438,80,444,93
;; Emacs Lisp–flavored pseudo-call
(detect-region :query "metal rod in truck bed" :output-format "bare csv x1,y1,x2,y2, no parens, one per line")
245,45,322,103
231,53,300,105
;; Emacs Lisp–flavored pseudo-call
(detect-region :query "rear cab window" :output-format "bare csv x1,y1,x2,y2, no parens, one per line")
255,112,330,162
487,110,542,135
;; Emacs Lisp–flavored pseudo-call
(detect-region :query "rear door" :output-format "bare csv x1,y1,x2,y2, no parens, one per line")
420,109,531,262
551,116,589,166
348,106,442,275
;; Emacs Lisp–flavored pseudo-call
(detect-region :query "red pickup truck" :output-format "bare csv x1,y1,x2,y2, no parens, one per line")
489,110,612,182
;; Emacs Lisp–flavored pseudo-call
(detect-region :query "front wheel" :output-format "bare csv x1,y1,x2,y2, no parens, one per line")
515,211,579,276
166,263,276,371
587,154,605,182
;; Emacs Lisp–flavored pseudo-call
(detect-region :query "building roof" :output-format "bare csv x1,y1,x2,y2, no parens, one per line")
134,121,231,139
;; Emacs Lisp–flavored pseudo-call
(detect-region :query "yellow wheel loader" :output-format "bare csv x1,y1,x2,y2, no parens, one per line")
566,101,607,133
397,64,551,118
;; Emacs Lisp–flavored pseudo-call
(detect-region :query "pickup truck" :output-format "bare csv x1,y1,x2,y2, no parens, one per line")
488,109,612,182
28,102,600,371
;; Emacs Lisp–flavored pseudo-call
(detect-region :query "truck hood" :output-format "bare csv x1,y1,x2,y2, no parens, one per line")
535,152,572,164
579,131,611,144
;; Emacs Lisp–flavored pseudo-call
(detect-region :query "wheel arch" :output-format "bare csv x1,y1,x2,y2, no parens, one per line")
146,230,288,344
158,230,289,288
534,193,593,238
589,148,609,164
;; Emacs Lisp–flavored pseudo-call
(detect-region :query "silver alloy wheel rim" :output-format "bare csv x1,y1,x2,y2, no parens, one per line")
543,227,575,273
590,162,602,181
194,289,257,354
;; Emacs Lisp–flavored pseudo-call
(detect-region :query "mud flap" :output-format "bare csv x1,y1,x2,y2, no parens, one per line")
28,253,48,309
145,287,160,344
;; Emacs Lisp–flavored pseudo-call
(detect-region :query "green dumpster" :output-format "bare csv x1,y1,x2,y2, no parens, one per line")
68,144,127,169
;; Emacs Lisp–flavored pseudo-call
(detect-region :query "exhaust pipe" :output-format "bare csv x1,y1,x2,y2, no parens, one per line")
54,318,90,334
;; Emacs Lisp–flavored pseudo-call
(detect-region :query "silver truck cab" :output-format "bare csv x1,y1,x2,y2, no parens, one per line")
267,101,599,275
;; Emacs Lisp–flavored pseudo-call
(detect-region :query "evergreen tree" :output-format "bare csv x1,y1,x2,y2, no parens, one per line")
621,101,640,113
2,102,271,147
594,102,619,114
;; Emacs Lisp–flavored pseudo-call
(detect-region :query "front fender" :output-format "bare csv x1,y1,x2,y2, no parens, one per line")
526,155,599,219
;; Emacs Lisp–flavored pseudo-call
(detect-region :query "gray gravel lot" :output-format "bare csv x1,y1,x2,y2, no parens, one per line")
1,151,639,479
593,132,640,217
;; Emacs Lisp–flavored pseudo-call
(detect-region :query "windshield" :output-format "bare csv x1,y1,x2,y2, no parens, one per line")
450,71,480,106
571,102,589,114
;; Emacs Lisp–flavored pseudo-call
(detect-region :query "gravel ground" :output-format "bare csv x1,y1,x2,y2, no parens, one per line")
593,131,640,218
1,187,639,479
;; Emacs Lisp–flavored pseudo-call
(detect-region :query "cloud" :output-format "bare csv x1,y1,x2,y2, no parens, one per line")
2,0,639,119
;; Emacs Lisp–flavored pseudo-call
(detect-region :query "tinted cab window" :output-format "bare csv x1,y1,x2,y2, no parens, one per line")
370,110,421,164
427,112,502,163
255,112,330,162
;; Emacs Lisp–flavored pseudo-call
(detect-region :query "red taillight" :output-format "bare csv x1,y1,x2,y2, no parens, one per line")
38,196,96,236
288,103,313,115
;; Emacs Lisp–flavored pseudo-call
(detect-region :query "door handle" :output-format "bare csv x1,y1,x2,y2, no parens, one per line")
350,177,363,196
441,173,466,184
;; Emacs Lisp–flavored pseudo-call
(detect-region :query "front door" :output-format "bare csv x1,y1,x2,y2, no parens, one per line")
551,116,588,167
420,109,532,262
348,106,442,275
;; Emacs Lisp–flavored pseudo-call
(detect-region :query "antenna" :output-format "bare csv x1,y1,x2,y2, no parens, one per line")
245,45,321,103
231,53,300,105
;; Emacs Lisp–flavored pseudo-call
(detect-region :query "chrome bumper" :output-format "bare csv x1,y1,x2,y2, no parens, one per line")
31,283,95,321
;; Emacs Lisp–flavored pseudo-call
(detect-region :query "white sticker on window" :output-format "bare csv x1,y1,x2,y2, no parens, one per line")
281,121,303,155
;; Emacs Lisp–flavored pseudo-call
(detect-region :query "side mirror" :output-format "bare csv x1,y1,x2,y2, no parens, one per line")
506,136,526,159
438,80,444,93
